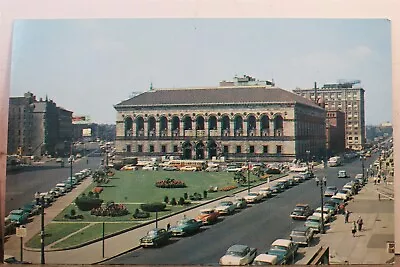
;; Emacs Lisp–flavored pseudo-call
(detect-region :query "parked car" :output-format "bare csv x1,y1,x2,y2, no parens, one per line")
169,218,202,236
121,164,138,171
232,198,247,209
21,203,40,216
324,186,338,197
338,170,348,178
266,239,298,265
305,215,323,233
55,157,63,163
215,201,236,215
205,166,219,172
180,166,197,171
163,166,179,171
252,254,279,265
334,190,350,201
140,228,170,247
219,244,257,266
196,208,220,225
258,187,272,198
243,192,263,203
7,209,29,225
269,185,283,195
142,165,158,171
292,175,305,183
312,207,332,223
290,204,313,220
3,254,32,264
289,226,314,247
226,166,243,172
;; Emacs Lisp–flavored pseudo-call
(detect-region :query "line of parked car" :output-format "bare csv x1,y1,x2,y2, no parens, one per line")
5,168,93,231
138,170,317,265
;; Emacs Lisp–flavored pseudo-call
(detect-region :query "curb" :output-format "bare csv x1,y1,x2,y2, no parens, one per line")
24,173,288,255
92,173,288,265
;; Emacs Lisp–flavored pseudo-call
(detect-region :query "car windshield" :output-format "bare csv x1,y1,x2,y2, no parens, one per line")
201,210,213,214
248,193,258,196
338,190,347,194
227,250,246,257
176,220,188,226
253,260,273,265
291,231,306,236
147,230,158,237
270,245,287,251
294,207,305,211
308,218,320,223
220,202,232,206
327,186,337,190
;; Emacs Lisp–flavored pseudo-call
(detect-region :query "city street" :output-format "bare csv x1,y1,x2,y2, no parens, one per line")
5,153,102,214
108,155,378,265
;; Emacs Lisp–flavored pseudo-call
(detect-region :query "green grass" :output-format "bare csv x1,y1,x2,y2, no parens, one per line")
25,222,90,248
51,222,135,249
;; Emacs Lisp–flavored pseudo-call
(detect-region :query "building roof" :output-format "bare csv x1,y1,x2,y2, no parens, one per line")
115,86,323,109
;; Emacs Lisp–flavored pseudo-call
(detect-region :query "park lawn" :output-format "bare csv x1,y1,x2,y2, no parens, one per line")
25,222,90,249
51,222,135,249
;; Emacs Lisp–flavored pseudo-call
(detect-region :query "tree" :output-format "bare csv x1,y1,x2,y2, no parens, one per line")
233,171,247,184
164,196,169,203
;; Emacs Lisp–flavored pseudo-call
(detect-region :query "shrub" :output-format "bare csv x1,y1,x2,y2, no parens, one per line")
219,185,238,192
178,197,185,205
133,208,150,219
75,196,103,211
189,193,203,201
184,192,188,200
94,192,100,198
92,187,103,194
88,191,94,198
70,209,76,216
164,196,169,204
91,202,129,217
140,202,167,212
170,198,177,205
203,190,208,199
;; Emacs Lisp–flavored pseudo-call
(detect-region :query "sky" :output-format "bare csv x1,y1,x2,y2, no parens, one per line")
10,19,392,125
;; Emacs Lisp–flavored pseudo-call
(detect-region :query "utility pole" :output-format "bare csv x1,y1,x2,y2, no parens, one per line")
70,141,73,189
320,176,325,234
247,160,250,194
40,197,45,264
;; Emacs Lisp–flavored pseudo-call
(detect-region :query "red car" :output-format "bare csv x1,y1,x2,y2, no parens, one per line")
196,208,220,225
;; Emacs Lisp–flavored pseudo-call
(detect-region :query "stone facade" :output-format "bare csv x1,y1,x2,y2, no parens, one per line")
326,110,345,156
114,78,326,162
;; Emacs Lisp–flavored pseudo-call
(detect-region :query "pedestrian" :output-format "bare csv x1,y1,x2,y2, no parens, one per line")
183,214,187,219
383,176,387,185
323,176,327,187
315,177,319,186
167,223,171,231
377,176,381,184
352,221,357,237
374,177,377,185
345,210,350,223
357,216,364,231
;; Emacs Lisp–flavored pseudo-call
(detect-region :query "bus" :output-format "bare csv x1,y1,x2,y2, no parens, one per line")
328,156,342,167
165,160,207,171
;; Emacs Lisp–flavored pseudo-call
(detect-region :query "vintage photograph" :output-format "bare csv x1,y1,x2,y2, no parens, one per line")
3,18,393,265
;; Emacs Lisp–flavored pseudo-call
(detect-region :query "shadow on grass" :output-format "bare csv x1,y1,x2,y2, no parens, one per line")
101,185,116,188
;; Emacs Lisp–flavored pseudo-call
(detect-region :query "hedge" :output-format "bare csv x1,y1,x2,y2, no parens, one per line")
140,202,166,212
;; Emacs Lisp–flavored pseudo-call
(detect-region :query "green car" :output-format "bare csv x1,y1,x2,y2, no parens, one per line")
22,203,39,216
169,218,203,236
140,228,171,247
305,215,323,233
8,209,29,225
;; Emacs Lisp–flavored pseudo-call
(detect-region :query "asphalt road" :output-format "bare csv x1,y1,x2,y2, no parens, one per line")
5,153,103,214
108,154,379,265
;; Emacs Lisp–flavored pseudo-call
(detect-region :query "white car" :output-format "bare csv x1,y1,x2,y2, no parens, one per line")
252,254,278,265
180,166,197,171
142,165,158,171
226,166,243,172
55,157,63,163
215,201,236,215
312,208,331,223
258,187,272,198
342,184,355,195
334,189,350,200
219,244,257,266
243,192,263,203
205,166,219,172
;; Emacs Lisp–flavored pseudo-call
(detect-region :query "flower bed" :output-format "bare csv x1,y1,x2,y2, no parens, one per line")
155,178,186,188
90,202,129,217
219,185,238,191
92,187,103,194
260,174,272,180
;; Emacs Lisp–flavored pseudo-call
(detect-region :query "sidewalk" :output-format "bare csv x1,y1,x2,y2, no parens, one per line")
5,171,291,264
297,178,395,265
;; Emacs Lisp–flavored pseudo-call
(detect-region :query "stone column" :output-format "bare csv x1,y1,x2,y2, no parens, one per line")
132,117,137,137
256,119,261,137
216,118,221,136
230,120,235,137
144,118,149,137
155,119,160,137
180,119,184,137
270,119,274,136
168,119,172,137
204,119,209,137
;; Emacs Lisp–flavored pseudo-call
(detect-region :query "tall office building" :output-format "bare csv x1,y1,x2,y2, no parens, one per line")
293,80,365,151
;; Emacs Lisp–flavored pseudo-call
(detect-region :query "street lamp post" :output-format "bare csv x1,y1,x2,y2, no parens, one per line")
40,196,45,264
360,155,366,181
319,176,325,234
306,150,311,172
247,160,250,194
69,142,73,192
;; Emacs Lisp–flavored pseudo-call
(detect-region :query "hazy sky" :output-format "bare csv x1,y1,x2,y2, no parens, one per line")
10,19,391,125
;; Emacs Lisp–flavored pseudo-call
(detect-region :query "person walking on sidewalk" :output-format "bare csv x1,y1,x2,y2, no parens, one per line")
374,177,377,185
315,177,319,186
167,223,171,231
345,210,350,223
357,216,364,231
352,221,357,237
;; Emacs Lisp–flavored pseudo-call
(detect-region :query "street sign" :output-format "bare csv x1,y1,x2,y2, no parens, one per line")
16,226,27,238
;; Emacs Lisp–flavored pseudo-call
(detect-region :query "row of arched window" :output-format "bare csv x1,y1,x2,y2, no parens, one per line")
122,114,284,138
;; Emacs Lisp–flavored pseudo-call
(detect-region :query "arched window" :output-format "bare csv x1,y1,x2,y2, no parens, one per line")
148,116,156,136
136,116,144,136
274,115,284,136
159,116,168,136
234,115,243,136
247,115,256,136
124,117,133,137
260,115,270,136
196,116,205,130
